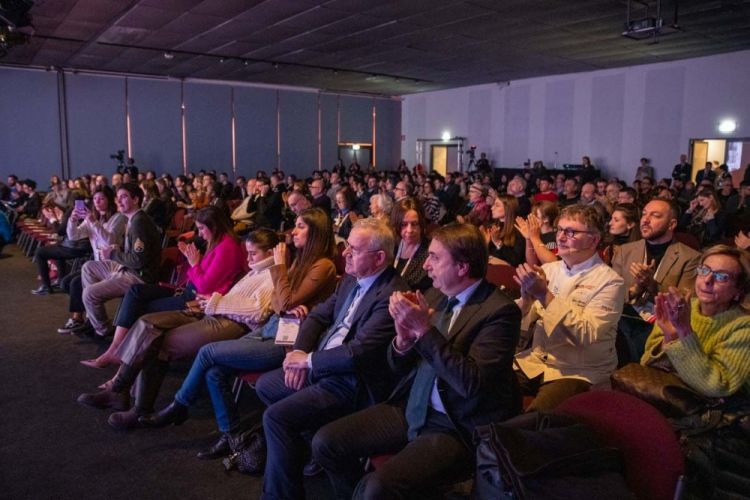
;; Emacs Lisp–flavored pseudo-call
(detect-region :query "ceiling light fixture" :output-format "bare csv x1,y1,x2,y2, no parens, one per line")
442,131,451,142
718,119,737,134
163,51,174,60
219,57,226,63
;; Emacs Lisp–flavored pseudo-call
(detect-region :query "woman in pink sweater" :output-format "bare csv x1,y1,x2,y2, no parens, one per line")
81,206,246,369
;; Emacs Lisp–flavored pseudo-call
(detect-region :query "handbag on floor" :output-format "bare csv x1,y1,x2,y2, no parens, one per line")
222,421,266,475
474,412,635,500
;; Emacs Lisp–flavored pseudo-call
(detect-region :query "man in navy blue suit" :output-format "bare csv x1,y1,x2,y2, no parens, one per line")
255,217,407,500
313,223,522,499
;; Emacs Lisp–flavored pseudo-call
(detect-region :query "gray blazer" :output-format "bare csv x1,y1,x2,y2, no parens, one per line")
611,239,701,300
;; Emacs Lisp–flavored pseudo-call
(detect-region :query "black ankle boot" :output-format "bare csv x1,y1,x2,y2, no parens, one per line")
138,400,188,428
196,433,231,460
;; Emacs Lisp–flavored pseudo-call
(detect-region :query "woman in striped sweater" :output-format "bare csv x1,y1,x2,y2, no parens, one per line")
641,245,750,398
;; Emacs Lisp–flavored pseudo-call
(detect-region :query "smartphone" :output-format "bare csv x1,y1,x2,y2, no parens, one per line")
74,199,86,213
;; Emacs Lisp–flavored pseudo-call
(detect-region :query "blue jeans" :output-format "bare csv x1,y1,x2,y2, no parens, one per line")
174,329,286,432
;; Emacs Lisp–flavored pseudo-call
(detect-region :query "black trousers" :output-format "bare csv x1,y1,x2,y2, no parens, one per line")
61,271,84,313
313,403,472,500
34,244,89,288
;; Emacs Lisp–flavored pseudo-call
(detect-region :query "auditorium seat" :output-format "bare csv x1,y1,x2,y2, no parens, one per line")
556,391,684,500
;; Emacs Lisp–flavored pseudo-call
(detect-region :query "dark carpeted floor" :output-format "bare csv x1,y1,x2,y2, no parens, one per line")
0,244,331,499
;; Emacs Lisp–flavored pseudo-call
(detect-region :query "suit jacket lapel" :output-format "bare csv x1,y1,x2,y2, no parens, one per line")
348,269,391,329
446,281,489,340
654,243,679,285
448,301,482,340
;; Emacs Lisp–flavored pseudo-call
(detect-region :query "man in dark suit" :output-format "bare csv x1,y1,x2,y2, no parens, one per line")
672,154,692,182
312,223,522,500
695,162,717,185
255,218,408,500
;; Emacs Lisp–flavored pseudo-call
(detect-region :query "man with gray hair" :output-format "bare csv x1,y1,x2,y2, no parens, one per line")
256,217,408,500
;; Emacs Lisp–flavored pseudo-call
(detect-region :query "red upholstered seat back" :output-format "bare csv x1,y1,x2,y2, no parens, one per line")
557,390,684,500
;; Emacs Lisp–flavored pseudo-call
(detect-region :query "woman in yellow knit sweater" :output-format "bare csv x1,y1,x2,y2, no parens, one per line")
641,245,750,398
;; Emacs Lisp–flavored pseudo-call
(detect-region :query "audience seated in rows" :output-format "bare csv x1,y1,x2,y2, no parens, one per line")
80,205,247,369
6,153,750,500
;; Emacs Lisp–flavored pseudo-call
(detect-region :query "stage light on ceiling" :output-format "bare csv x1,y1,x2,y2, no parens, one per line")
718,119,737,134
163,51,174,60
442,131,451,142
352,144,361,150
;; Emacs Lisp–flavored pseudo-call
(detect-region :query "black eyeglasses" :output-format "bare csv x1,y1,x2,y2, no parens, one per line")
696,265,735,283
555,226,593,239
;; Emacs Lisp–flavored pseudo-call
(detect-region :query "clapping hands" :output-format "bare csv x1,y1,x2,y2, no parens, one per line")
655,287,692,343
178,241,201,267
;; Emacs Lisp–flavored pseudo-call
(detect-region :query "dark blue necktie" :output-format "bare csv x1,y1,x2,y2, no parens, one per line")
405,297,459,440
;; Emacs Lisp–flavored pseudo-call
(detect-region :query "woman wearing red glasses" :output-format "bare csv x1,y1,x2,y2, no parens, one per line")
642,244,750,398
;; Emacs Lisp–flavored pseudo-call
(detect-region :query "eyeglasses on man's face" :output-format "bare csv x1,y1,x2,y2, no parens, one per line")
696,264,735,283
343,241,380,257
555,226,593,239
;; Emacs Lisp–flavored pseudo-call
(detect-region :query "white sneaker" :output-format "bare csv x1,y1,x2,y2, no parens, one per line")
57,318,83,334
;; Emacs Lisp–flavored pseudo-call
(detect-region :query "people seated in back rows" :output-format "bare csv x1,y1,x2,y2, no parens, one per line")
9,155,750,499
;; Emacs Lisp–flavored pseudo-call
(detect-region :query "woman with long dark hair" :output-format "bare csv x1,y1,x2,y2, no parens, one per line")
57,186,127,333
80,205,246,369
602,203,641,265
98,209,337,435
483,194,525,266
390,198,431,291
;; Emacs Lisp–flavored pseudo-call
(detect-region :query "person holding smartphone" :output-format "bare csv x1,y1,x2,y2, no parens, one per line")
31,197,98,296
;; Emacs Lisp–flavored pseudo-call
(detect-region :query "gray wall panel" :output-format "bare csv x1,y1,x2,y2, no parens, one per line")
339,95,373,144
642,67,686,172
279,90,317,177
543,80,575,168
235,86,278,176
128,79,182,176
66,74,126,177
376,99,402,169
184,83,232,172
591,74,625,172
503,85,531,165
320,94,339,171
0,68,61,182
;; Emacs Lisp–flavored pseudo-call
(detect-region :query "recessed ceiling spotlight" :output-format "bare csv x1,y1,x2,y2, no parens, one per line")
243,60,250,66
219,57,226,63
163,51,174,60
273,63,280,69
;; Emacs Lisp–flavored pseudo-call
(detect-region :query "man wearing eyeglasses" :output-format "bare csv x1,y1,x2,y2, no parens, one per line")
255,217,407,500
514,204,625,411
611,198,701,362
